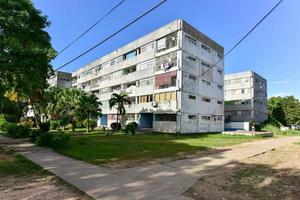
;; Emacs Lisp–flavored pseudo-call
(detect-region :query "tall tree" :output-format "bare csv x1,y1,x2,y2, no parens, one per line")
0,0,56,116
268,96,286,125
109,93,131,123
78,93,102,133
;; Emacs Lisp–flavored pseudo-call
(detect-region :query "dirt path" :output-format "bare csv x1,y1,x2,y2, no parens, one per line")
185,143,300,200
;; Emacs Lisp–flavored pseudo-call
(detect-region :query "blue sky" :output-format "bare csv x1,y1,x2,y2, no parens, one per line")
32,0,300,98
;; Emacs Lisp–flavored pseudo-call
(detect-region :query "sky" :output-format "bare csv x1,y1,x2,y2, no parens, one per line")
32,0,300,98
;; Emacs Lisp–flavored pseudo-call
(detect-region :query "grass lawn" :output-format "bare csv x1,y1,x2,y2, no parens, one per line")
53,133,266,166
0,147,44,176
0,146,92,199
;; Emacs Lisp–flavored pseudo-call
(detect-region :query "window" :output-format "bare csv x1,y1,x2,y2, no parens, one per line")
99,87,111,94
188,115,196,120
217,101,223,105
156,32,178,52
185,35,197,45
137,59,154,71
201,116,211,121
111,85,121,92
155,51,177,71
202,79,211,86
155,71,177,89
122,65,136,75
202,97,211,103
217,54,223,60
217,69,222,75
201,61,210,68
125,113,136,121
155,114,176,121
123,50,137,60
154,91,176,102
241,89,245,94
139,95,153,103
189,74,196,81
189,95,196,100
141,42,154,53
187,55,196,62
217,85,223,90
139,77,153,87
200,61,212,79
201,44,211,53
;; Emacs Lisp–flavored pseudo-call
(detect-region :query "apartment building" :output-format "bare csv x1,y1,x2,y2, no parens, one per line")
224,71,268,126
72,19,224,133
48,71,72,88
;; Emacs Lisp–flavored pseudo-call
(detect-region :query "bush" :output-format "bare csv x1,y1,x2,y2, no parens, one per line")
110,122,121,132
50,120,59,130
19,118,35,128
0,114,6,127
2,123,30,138
36,132,70,149
51,133,70,149
76,120,85,128
125,122,138,135
29,129,42,142
65,123,73,130
36,132,52,146
39,122,50,132
86,119,97,130
254,124,262,131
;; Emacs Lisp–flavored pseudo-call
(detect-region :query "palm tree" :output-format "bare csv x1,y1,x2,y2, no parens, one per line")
57,88,84,132
78,93,102,133
109,93,131,123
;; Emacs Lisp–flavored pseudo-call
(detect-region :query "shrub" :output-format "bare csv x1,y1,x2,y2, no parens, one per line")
36,132,52,146
254,124,262,131
110,122,121,132
35,132,70,149
65,123,73,130
0,114,6,127
3,123,30,138
125,122,138,135
51,133,70,149
39,122,50,132
50,120,59,130
87,119,97,130
76,120,85,128
19,118,35,128
0,122,10,133
29,129,42,142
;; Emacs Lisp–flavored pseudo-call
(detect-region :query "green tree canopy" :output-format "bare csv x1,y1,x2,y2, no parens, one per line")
268,96,300,126
0,0,56,106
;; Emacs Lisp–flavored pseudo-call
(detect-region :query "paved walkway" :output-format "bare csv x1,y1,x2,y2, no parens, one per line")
1,136,300,200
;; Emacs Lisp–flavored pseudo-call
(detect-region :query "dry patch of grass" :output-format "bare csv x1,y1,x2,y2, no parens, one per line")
185,144,300,200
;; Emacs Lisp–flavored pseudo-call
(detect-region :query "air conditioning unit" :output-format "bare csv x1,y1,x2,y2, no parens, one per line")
151,102,158,107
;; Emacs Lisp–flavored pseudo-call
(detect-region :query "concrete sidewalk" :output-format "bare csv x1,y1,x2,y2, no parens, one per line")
1,136,300,200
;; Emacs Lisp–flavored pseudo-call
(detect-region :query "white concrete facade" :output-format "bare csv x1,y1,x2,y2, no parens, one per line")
48,71,72,88
72,19,224,133
224,71,268,124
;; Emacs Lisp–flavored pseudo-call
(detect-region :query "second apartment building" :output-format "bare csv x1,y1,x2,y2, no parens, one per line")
224,71,268,125
72,19,224,133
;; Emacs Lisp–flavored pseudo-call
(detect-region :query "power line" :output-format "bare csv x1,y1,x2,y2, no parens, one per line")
57,0,126,56
199,0,284,79
54,0,167,72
